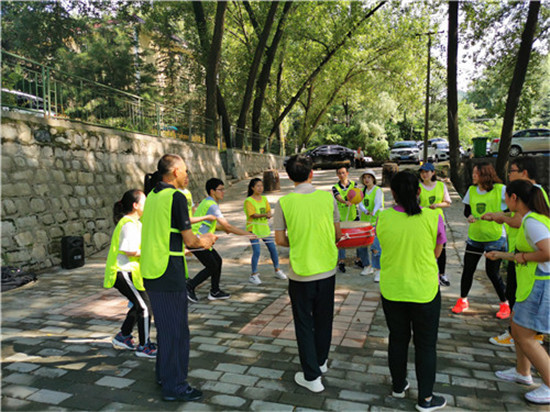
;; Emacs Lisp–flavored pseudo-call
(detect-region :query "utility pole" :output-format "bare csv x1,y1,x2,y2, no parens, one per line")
416,31,442,163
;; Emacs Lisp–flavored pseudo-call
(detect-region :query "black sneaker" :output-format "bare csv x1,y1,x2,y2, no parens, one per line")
354,260,364,269
186,284,198,303
392,380,409,398
439,274,450,287
416,395,447,412
338,262,346,273
208,289,231,300
163,386,203,402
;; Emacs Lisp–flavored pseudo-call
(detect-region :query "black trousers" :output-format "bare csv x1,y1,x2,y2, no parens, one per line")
288,276,335,381
460,243,506,301
505,262,517,310
188,248,222,292
382,291,441,401
148,289,190,397
113,271,152,346
437,243,446,275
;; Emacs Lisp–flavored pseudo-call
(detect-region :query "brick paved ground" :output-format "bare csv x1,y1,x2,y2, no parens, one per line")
2,167,549,411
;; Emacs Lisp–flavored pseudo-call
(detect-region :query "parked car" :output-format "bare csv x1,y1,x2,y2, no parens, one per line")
389,141,421,164
427,141,450,162
307,144,355,168
490,129,550,157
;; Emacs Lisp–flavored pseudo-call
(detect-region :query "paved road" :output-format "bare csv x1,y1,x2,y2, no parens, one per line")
2,167,549,411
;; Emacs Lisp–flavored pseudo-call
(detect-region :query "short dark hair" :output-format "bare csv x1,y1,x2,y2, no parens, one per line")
285,154,312,183
336,165,349,172
510,157,537,181
144,154,183,194
206,178,224,196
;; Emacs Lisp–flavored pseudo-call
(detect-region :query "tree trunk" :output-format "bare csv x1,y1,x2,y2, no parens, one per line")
251,2,293,137
447,1,460,189
236,2,278,149
496,1,540,180
268,1,386,138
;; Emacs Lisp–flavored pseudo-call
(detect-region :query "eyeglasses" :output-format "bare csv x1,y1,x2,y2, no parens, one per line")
508,168,520,174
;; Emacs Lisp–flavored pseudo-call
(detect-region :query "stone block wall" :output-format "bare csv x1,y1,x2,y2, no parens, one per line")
221,148,284,180
1,112,232,271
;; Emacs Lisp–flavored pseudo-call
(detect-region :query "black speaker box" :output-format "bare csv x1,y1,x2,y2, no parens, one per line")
61,236,85,269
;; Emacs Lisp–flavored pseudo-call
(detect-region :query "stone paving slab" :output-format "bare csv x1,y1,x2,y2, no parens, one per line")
2,167,550,411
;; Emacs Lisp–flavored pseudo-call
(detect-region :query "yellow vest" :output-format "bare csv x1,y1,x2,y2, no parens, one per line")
141,188,187,279
377,208,440,303
419,181,445,221
468,184,505,242
279,190,337,276
515,212,550,302
180,188,193,218
360,186,384,225
104,215,144,290
244,196,271,238
192,198,217,234
335,181,357,221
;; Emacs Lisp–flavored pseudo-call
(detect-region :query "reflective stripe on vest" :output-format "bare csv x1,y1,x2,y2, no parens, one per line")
419,181,445,221
515,212,550,302
335,181,357,221
141,188,187,279
244,196,271,238
279,190,337,276
360,185,384,225
468,184,505,242
104,215,144,290
377,208,440,303
192,198,218,234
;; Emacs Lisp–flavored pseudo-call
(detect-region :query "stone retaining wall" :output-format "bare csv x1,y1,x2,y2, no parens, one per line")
1,112,282,271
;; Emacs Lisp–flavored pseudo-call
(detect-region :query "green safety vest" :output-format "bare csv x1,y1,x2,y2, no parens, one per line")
515,212,550,302
468,184,505,242
359,186,384,225
140,188,188,279
419,181,445,221
104,215,144,290
244,196,271,238
377,208,440,303
192,198,218,234
180,188,193,218
506,186,549,253
279,190,337,276
335,181,357,221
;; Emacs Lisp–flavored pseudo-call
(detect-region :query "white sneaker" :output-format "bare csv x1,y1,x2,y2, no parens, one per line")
361,266,373,276
525,384,550,404
392,380,410,398
374,270,380,283
275,269,287,280
294,372,324,393
249,274,262,285
320,360,328,374
495,367,533,385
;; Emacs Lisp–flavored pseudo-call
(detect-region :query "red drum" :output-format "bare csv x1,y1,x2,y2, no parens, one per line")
337,221,375,249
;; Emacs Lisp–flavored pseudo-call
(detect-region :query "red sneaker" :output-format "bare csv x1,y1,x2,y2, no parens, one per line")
496,302,511,319
452,298,469,314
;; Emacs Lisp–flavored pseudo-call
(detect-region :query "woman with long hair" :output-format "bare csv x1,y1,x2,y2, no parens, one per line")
452,162,509,318
487,180,550,404
244,178,286,285
377,171,447,412
104,189,156,358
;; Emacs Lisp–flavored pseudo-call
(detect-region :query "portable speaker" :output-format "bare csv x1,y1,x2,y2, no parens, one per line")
61,236,85,269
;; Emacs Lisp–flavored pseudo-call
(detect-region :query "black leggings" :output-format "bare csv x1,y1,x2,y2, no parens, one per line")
437,243,446,275
460,243,506,301
188,248,222,292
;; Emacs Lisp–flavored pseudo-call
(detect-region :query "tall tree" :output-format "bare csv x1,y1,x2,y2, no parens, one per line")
495,1,540,180
447,0,460,189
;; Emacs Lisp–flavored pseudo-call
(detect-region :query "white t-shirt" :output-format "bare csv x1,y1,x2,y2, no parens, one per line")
522,212,550,273
117,220,141,272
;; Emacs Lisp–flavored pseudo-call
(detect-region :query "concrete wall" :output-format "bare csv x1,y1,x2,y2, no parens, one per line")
221,148,284,180
1,112,282,271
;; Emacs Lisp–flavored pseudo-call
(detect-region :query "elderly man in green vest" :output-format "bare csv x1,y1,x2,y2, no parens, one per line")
141,154,217,402
274,154,341,393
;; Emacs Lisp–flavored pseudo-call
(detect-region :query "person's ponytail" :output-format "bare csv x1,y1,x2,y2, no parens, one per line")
144,171,161,195
390,171,421,216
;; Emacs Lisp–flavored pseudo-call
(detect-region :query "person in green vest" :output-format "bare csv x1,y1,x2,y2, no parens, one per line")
274,154,341,393
105,189,157,358
483,157,548,347
418,163,452,287
357,169,384,281
186,178,253,303
452,162,510,319
486,179,550,405
141,154,217,402
178,174,217,227
244,178,286,285
377,171,448,412
332,165,361,272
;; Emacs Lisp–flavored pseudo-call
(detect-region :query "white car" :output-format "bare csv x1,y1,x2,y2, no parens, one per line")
490,129,550,157
427,141,449,162
389,141,420,164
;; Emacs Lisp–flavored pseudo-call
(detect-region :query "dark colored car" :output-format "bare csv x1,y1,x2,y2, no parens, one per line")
308,145,355,169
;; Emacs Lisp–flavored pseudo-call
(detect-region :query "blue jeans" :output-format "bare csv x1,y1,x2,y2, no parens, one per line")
338,248,360,262
357,237,381,269
251,237,279,273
